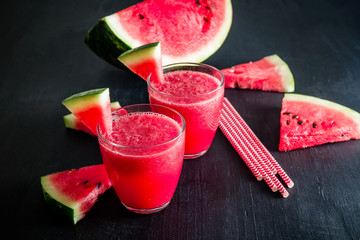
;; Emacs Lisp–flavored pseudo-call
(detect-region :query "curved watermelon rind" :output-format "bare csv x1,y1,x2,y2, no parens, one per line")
283,93,360,123
265,55,295,92
85,0,233,67
41,175,82,224
41,165,112,224
85,19,131,68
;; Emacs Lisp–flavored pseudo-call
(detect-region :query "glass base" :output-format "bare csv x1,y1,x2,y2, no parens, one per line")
184,149,208,159
122,201,170,214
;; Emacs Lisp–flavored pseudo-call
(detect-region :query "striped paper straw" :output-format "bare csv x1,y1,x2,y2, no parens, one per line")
219,119,263,181
221,110,289,198
222,103,276,175
219,115,277,192
224,98,294,188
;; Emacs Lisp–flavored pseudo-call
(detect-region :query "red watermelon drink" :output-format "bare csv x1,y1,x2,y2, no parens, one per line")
148,63,225,159
97,104,185,214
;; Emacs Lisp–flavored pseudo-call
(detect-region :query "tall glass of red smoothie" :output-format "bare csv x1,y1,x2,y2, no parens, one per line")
147,62,225,159
97,104,185,214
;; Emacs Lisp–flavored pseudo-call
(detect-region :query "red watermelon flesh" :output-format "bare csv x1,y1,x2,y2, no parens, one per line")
64,101,121,135
62,88,112,136
279,94,360,151
221,54,295,92
63,113,94,135
41,164,111,224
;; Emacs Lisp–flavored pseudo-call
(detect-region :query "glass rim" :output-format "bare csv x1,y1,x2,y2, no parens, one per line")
147,62,225,98
97,103,186,149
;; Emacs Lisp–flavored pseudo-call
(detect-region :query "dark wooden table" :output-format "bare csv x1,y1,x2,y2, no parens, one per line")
2,0,360,239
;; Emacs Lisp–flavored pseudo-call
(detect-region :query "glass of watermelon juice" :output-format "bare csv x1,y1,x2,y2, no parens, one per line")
97,104,185,214
148,62,225,159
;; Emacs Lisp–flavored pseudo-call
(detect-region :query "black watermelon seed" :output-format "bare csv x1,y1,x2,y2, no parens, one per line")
97,182,102,189
204,17,209,22
286,120,290,125
297,120,303,125
312,123,317,128
196,0,201,7
139,14,144,19
83,180,88,185
283,112,291,115
292,115,299,119
341,134,345,137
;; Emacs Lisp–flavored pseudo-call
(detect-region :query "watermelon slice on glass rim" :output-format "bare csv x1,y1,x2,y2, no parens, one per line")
279,93,360,151
85,0,233,68
221,54,295,92
63,101,121,135
62,88,112,136
117,42,164,84
41,164,111,224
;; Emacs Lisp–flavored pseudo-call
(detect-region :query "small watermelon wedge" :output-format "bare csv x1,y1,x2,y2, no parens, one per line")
118,42,164,83
41,164,111,224
279,93,360,151
62,88,112,136
221,54,295,92
64,101,121,135
85,0,233,68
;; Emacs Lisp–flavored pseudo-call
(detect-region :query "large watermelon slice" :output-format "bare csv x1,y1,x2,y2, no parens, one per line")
117,42,164,83
221,54,295,92
63,101,121,135
279,93,360,151
85,0,233,68
62,88,112,136
41,164,111,224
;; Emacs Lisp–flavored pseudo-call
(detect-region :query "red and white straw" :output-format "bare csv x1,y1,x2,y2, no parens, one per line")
219,97,294,198
220,115,277,192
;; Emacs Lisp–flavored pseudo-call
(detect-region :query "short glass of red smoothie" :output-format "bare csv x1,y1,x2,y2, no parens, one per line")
147,62,225,159
97,104,185,214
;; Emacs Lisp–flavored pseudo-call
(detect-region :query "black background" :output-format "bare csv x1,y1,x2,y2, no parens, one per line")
2,0,360,239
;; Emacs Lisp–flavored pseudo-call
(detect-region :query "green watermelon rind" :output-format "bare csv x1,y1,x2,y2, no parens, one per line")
41,175,82,224
62,88,109,111
265,54,295,93
118,42,161,65
85,0,233,67
85,19,131,68
63,113,77,129
110,101,121,109
283,94,360,123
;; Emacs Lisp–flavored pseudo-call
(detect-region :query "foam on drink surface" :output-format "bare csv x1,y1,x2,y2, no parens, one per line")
107,112,181,147
153,70,220,95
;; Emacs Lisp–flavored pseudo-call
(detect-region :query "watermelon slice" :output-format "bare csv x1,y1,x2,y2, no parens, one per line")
221,54,295,92
117,42,163,83
63,101,121,135
279,93,360,151
41,164,111,224
85,0,233,68
62,88,112,136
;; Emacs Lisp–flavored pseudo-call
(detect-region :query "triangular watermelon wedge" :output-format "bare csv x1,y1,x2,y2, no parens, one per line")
41,164,111,224
85,0,232,68
221,54,295,92
63,101,121,136
279,93,360,151
62,88,112,136
117,42,164,84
